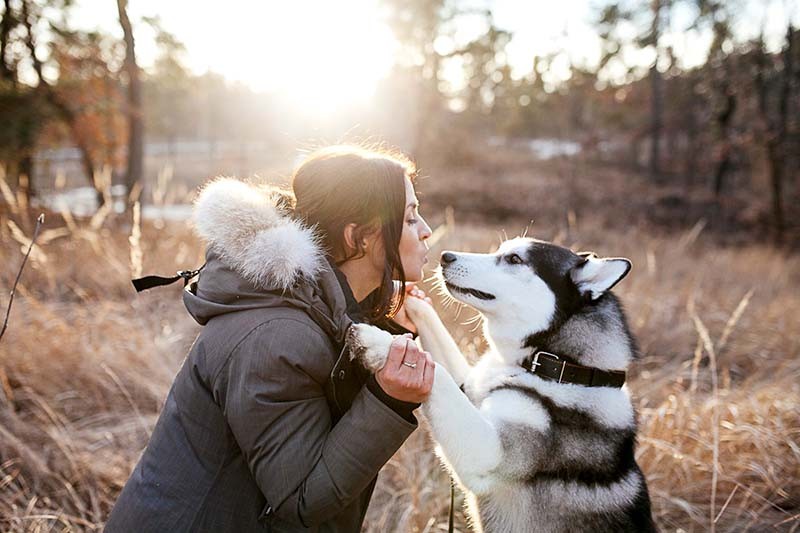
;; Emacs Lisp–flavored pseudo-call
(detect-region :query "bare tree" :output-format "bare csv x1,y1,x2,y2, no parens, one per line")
647,0,665,182
117,0,143,205
754,26,795,242
595,0,673,180
0,0,104,203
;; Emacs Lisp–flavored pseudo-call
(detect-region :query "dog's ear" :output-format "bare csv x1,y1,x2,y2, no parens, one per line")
570,255,631,300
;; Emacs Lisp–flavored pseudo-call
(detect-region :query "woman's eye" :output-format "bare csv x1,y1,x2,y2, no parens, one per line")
506,254,523,265
407,218,418,225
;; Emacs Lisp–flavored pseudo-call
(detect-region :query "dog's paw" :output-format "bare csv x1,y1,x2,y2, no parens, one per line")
346,323,395,372
403,294,436,324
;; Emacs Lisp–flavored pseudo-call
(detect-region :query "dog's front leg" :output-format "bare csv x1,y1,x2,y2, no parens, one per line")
404,297,472,385
348,323,503,493
346,324,395,372
423,363,503,495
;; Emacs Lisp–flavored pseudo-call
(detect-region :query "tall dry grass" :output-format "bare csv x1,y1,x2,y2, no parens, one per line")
1,153,798,531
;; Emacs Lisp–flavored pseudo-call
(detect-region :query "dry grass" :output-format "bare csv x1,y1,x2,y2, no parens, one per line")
1,151,798,532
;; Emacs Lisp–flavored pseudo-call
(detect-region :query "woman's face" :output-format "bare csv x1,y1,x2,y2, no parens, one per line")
397,177,432,282
366,176,431,285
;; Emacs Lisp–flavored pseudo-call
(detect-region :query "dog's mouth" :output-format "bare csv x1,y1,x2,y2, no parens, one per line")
445,281,496,301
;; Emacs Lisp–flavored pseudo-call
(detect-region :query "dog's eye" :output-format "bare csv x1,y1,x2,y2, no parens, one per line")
506,253,523,265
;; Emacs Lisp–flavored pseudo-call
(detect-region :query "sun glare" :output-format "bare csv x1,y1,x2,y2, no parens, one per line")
218,1,397,115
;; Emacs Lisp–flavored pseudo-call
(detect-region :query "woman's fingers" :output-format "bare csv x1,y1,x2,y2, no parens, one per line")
405,283,428,301
400,340,423,372
376,334,434,403
386,335,411,370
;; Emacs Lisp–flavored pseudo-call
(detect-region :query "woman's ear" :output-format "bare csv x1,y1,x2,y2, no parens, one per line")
342,221,381,257
343,223,360,254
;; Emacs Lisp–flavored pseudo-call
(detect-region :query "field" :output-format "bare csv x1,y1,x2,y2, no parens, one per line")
1,146,798,532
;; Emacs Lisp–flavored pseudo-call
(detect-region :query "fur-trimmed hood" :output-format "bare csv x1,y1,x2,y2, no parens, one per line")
192,177,325,291
182,178,351,342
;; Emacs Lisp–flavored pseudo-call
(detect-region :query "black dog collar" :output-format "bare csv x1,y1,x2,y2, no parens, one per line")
520,350,626,388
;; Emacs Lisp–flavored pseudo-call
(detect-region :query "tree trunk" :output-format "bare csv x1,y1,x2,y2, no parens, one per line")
766,141,784,240
755,27,794,243
17,115,35,198
649,65,663,181
0,0,16,82
684,75,700,187
770,25,794,242
648,0,663,182
713,89,736,196
117,0,143,206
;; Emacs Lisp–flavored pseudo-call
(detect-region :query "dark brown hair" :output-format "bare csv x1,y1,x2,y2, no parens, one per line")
292,145,416,320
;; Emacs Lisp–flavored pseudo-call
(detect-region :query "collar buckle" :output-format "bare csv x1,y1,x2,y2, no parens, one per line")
530,350,567,383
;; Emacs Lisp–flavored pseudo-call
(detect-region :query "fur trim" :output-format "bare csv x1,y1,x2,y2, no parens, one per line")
193,178,325,290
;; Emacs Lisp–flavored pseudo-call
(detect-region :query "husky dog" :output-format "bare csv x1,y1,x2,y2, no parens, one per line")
348,237,655,532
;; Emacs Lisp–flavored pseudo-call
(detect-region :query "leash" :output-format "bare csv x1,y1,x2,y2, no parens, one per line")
448,476,455,533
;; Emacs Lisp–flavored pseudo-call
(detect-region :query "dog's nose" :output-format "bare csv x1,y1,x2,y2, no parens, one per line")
441,252,457,265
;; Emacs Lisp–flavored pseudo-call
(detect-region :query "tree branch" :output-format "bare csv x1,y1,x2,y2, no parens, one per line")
0,213,44,343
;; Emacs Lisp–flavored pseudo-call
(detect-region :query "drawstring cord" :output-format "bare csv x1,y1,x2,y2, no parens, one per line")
131,264,206,293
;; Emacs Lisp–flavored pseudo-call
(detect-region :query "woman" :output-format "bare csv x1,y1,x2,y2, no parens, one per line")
106,145,435,532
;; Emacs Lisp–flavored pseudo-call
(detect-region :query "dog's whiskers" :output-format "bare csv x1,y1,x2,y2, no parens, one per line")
462,312,484,333
522,219,534,239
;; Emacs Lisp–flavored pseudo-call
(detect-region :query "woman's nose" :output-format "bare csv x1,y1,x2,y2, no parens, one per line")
420,218,432,240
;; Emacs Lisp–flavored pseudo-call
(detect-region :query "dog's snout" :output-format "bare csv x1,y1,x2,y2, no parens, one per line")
441,252,457,265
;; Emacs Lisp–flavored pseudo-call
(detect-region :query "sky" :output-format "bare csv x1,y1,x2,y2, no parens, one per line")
69,0,799,112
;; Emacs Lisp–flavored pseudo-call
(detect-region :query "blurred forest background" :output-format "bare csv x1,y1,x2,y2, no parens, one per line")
1,0,799,532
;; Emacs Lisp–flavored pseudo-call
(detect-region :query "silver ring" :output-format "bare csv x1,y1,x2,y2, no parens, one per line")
402,361,418,369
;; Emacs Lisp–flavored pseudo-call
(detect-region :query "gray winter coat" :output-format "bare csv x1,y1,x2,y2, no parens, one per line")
106,179,417,532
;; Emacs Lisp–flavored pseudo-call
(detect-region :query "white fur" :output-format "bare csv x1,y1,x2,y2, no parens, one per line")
424,364,504,495
193,178,325,290
480,389,550,431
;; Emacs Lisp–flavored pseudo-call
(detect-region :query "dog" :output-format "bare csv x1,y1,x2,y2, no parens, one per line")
348,237,655,532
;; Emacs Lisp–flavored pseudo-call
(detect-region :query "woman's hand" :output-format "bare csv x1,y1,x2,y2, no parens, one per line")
375,334,434,403
392,284,433,334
